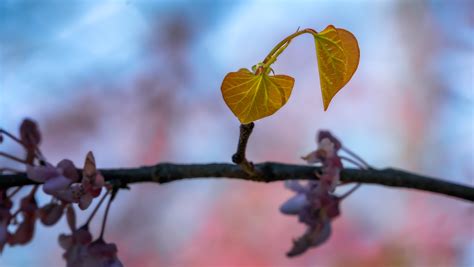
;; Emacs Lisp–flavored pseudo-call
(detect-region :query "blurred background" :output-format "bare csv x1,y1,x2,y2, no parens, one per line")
0,0,473,266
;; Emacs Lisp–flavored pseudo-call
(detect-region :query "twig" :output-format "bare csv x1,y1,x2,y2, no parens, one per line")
232,123,259,176
0,162,473,202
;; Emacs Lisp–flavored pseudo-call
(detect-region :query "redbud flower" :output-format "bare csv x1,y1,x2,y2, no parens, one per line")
59,226,93,267
281,180,341,257
282,131,344,257
38,203,64,226
59,226,123,267
83,239,123,267
27,159,79,196
9,195,37,246
82,152,105,198
67,151,105,210
19,119,41,148
26,153,105,210
0,191,12,253
19,119,41,164
302,131,343,191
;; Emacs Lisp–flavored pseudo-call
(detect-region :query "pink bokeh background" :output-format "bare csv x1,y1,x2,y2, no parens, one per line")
1,1,473,266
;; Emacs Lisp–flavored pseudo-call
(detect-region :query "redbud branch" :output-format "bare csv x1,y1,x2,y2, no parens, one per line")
232,123,259,176
0,162,473,202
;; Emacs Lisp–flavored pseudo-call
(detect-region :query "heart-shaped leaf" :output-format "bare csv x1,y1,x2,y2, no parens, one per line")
221,68,294,124
314,25,359,110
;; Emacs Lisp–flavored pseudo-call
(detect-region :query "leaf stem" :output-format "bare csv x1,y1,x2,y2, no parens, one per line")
262,28,318,69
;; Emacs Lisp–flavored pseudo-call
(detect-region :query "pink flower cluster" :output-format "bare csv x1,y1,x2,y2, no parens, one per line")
0,119,122,266
27,152,105,210
280,130,364,257
59,208,123,267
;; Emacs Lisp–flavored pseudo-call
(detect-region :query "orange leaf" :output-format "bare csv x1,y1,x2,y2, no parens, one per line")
337,28,360,85
314,25,359,110
221,68,295,124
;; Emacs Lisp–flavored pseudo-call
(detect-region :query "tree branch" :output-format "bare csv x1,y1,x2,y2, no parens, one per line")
1,162,473,202
231,123,258,176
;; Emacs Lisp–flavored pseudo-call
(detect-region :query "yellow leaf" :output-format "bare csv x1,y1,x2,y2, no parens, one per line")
314,25,359,110
337,28,360,85
221,68,295,124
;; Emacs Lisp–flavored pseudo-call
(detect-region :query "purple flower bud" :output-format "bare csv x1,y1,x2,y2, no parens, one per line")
38,203,64,226
280,194,307,215
43,176,73,195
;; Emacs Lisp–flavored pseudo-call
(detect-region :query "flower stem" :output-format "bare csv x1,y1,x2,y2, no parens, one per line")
7,186,22,198
340,156,367,170
85,190,110,226
99,192,114,239
0,129,46,162
341,147,371,169
0,129,24,146
0,151,28,164
340,183,361,200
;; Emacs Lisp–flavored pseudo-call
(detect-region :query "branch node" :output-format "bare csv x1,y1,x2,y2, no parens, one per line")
232,123,261,177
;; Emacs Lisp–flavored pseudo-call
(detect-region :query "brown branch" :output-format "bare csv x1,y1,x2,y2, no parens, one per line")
231,123,258,176
0,162,473,202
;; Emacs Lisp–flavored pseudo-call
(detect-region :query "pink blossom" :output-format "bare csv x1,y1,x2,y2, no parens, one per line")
281,181,341,257
302,131,344,192
82,152,104,198
0,191,12,253
282,134,344,258
59,226,93,267
287,220,332,257
19,118,41,164
38,203,64,226
61,151,105,210
59,227,123,267
66,205,76,231
19,119,41,148
27,159,79,196
82,239,123,267
8,195,37,246
25,158,104,210
317,130,342,150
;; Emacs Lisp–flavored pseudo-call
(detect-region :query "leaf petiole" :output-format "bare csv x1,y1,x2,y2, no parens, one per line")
261,28,318,69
